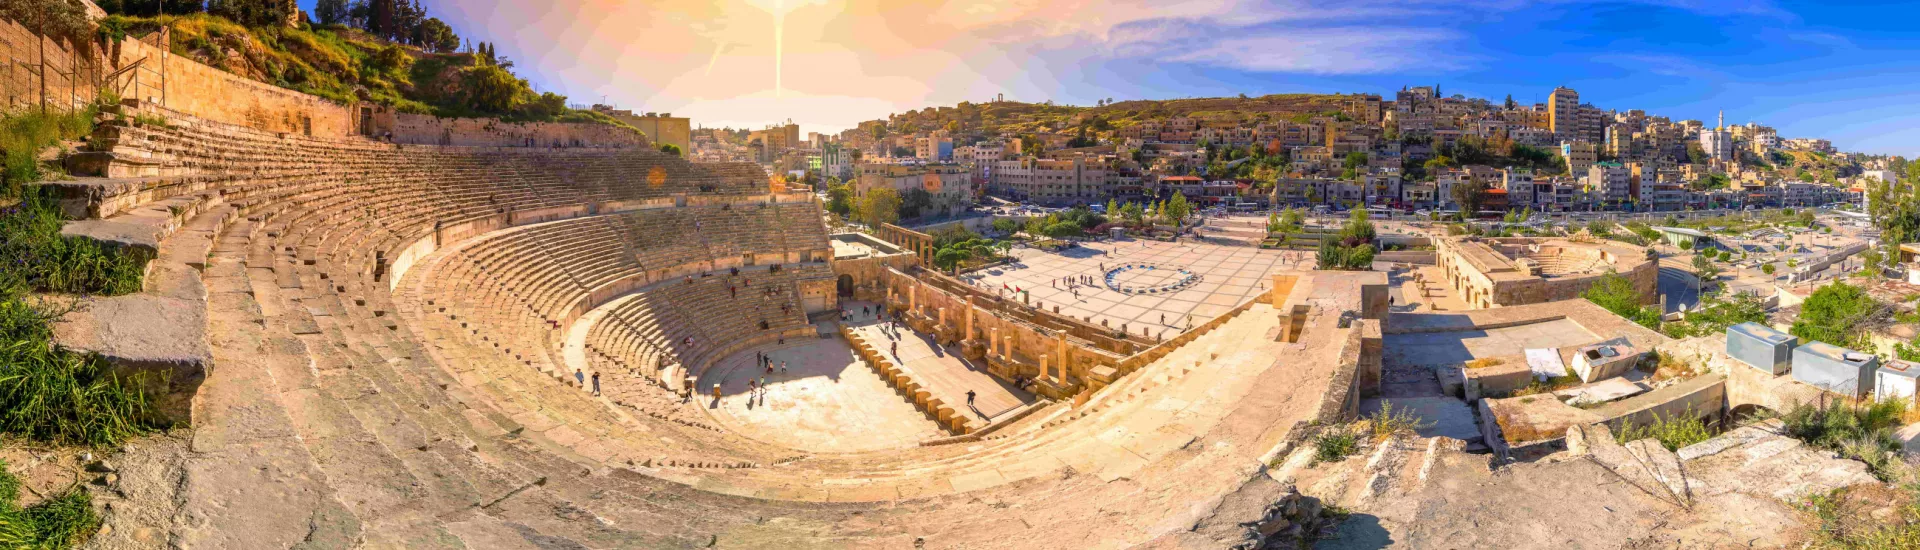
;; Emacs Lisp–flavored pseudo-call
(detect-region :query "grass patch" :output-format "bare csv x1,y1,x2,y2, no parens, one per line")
1505,369,1581,398
1646,349,1700,382
1463,358,1504,369
1773,399,1909,481
0,188,160,447
1,109,97,198
0,459,101,548
1613,407,1713,451
1802,483,1920,550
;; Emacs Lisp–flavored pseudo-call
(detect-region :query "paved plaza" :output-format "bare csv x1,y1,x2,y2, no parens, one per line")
699,337,943,453
964,239,1312,338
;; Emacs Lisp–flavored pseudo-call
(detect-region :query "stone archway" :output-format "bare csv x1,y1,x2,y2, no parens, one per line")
837,274,855,297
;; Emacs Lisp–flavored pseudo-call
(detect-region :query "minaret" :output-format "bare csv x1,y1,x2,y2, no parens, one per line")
1717,111,1724,131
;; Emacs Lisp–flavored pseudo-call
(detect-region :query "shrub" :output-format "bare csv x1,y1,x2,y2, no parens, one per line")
1582,271,1659,329
1791,282,1881,351
1801,484,1920,550
458,64,525,113
1369,400,1433,442
1313,430,1359,463
1613,408,1712,451
1774,399,1908,480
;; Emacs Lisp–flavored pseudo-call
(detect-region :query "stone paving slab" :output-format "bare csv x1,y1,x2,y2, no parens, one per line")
698,337,942,453
964,239,1311,339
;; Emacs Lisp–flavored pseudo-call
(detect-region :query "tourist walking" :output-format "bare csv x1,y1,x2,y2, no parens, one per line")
712,384,722,401
966,389,976,406
574,369,585,388
591,372,601,396
780,361,788,374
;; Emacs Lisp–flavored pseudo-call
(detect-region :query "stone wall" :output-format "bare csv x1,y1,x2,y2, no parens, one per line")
1,18,103,113
5,18,648,145
370,107,648,148
109,35,357,137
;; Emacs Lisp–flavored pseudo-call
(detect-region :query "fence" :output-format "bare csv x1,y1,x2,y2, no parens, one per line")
1,17,103,115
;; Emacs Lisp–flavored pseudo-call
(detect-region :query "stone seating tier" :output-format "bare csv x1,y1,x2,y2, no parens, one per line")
56,102,769,224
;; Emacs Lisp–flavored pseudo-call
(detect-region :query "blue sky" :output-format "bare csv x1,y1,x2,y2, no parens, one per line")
301,1,1920,156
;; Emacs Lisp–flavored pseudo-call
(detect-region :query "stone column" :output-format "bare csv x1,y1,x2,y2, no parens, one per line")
1003,335,1013,359
910,284,918,312
989,328,1000,354
1056,332,1070,380
1040,354,1051,382
965,296,977,339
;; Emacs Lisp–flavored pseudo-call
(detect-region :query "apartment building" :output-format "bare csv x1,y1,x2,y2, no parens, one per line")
854,162,975,217
992,157,1107,206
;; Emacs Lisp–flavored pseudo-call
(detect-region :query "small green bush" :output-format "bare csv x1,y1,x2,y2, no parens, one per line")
1614,408,1713,451
1313,430,1360,463
1369,400,1434,441
1775,399,1908,480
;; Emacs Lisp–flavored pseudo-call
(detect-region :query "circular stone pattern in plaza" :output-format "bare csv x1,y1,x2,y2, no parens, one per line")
1104,263,1200,294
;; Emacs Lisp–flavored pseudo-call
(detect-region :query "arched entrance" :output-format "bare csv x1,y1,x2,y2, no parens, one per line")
837,274,855,297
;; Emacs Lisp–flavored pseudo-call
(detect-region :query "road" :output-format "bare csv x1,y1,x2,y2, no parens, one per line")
1658,265,1701,314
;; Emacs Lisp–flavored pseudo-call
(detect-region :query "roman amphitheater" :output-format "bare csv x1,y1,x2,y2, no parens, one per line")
9,19,1904,550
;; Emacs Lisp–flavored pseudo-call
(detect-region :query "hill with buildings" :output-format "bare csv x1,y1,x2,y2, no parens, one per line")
879,93,1354,146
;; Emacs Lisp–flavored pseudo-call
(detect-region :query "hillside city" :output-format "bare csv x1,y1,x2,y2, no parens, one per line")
7,1,1920,549
694,87,1904,220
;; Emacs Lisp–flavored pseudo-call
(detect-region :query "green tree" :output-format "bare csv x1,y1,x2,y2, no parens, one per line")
1451,179,1488,215
1791,282,1880,350
933,248,969,271
207,0,295,27
1582,271,1658,328
459,64,524,113
315,0,350,25
1281,207,1305,228
991,218,1019,235
1041,222,1084,239
416,17,460,53
857,187,902,228
1762,263,1776,275
657,143,683,157
1163,191,1192,225
1692,254,1720,283
898,188,934,220
825,183,854,217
